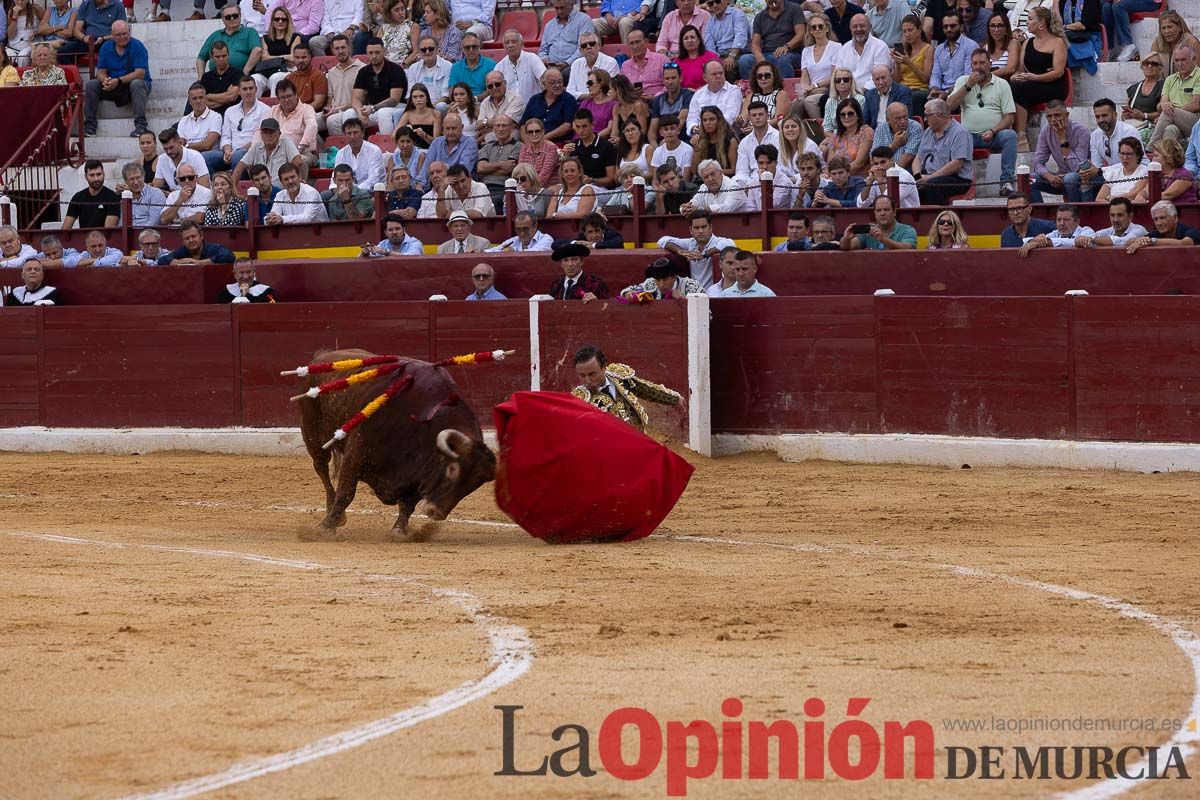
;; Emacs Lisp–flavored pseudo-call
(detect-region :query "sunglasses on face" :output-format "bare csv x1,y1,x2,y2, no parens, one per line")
486,82,502,88
518,176,531,182
472,273,492,279
756,72,772,79
937,218,954,225
464,44,479,50
273,15,287,21
419,46,435,52
835,77,851,83
178,175,196,181
224,12,239,19
587,79,596,86
581,41,598,48
1144,61,1162,67
839,111,857,117
527,128,543,133
810,24,825,30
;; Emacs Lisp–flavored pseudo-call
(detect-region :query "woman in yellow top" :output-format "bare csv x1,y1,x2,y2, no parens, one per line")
892,14,932,112
0,48,19,87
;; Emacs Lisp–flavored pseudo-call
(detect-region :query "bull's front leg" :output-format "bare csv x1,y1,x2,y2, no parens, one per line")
303,448,362,540
386,494,420,542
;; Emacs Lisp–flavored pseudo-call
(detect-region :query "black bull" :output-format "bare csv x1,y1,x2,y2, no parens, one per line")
298,349,497,540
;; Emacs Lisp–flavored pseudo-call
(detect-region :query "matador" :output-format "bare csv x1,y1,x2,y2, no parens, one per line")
570,345,682,432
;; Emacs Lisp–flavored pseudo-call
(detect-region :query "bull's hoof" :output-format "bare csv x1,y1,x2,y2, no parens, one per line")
300,525,349,542
386,528,417,543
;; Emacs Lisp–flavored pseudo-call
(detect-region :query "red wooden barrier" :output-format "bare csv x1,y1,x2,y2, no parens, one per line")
876,297,1072,438
0,308,40,427
39,306,237,427
4,298,1200,445
710,296,878,434
537,300,690,441
237,302,434,426
1073,296,1200,443
5,249,1200,307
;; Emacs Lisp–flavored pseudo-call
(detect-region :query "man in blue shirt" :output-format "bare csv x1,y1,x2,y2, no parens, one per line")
362,214,425,256
999,193,1056,247
448,34,497,97
83,20,151,137
704,0,749,78
57,0,125,63
520,68,579,142
426,113,479,173
248,164,282,224
929,12,976,96
595,0,647,43
774,212,811,251
465,263,508,300
540,0,595,67
158,221,236,266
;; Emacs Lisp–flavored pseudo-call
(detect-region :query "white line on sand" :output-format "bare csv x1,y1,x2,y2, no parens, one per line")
1,530,533,800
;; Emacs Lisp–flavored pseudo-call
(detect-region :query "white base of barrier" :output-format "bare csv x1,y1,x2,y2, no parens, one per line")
714,433,1200,474
3,428,1198,473
0,427,500,456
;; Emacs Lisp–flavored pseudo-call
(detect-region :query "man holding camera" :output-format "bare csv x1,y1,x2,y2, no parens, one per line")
840,195,917,251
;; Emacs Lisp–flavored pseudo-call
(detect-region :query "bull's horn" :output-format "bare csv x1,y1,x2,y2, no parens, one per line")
436,428,470,460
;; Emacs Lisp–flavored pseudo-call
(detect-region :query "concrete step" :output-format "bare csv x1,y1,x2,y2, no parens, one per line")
91,116,182,138
130,19,225,42
80,135,150,161
95,98,186,120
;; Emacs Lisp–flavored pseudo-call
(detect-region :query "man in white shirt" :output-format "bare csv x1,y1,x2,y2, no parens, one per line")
265,163,329,224
1076,197,1149,248
1087,99,1141,192
496,29,546,102
741,144,796,211
180,83,225,176
487,210,555,251
686,60,743,135
362,214,425,256
682,159,748,214
477,72,527,142
153,128,211,191
1018,204,1095,256
406,36,454,110
452,0,496,42
734,100,780,179
437,164,496,219
856,145,919,208
658,210,736,287
221,75,270,174
161,165,213,225
333,116,386,190
418,161,449,219
832,14,891,90
0,226,38,268
567,31,619,97
308,0,363,56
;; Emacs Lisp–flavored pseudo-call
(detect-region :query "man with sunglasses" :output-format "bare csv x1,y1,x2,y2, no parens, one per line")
309,0,365,56
947,47,1016,196
404,35,453,112
160,165,212,226
478,74,527,143
703,0,748,80
496,30,546,101
999,192,1054,248
739,0,804,80
449,33,497,97
464,263,507,300
567,32,618,97
196,6,263,77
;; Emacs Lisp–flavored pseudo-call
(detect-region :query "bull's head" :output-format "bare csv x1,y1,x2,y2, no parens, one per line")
424,428,497,520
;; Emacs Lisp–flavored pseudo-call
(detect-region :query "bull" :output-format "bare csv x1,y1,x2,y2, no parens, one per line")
297,348,496,541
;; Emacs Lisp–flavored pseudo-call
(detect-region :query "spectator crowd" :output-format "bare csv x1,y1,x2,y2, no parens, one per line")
3,0,1200,304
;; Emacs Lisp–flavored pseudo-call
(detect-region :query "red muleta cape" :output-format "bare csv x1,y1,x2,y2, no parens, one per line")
493,391,695,544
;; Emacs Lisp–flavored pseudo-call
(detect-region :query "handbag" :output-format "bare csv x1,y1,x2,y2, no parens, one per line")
1065,29,1091,43
253,57,286,77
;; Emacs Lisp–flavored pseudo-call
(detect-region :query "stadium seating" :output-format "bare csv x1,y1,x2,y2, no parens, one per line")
369,133,397,152
1129,0,1165,23
501,9,542,46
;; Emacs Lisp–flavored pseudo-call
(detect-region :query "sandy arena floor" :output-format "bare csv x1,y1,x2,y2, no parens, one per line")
2,450,1199,799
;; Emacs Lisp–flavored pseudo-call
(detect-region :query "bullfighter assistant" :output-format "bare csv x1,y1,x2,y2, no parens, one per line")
571,345,682,433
